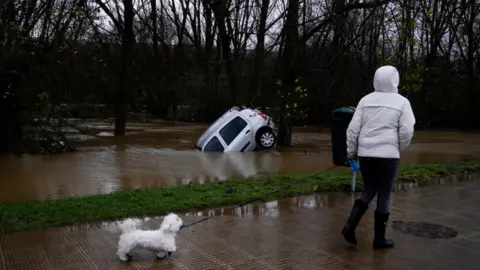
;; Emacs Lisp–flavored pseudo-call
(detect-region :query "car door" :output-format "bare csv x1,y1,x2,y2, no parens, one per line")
218,115,254,152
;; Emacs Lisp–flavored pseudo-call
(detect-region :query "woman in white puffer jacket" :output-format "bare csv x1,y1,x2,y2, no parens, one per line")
341,65,416,249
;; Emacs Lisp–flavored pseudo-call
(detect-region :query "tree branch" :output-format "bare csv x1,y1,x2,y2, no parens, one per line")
94,0,123,32
302,0,390,43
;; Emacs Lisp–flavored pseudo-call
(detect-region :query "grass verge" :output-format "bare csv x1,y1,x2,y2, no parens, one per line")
1,159,480,234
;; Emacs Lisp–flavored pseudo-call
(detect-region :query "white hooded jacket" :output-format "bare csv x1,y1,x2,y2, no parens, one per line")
346,65,416,159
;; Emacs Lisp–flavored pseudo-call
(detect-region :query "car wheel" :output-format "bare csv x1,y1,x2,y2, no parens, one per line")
256,128,276,149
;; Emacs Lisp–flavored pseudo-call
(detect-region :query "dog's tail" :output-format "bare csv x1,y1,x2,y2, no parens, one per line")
118,218,139,234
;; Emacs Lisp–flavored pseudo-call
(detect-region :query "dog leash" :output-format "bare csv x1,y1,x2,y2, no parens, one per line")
180,188,281,230
180,163,344,230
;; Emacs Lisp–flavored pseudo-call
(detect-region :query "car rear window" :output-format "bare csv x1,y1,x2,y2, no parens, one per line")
204,136,224,151
219,116,248,145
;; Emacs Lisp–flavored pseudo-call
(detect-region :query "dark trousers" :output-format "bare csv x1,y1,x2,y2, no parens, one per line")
358,157,399,213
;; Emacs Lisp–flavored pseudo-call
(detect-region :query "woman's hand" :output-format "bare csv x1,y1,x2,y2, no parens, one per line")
345,154,357,166
346,154,357,160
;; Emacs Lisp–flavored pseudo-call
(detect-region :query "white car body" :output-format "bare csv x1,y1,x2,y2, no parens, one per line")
195,106,278,152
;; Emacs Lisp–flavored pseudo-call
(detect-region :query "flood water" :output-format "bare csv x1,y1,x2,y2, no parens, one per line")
1,119,480,204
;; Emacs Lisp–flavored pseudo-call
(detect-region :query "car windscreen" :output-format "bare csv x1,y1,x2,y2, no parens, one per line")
203,136,224,151
219,116,248,145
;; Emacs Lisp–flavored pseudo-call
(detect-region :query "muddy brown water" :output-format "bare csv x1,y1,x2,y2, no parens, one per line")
0,119,479,204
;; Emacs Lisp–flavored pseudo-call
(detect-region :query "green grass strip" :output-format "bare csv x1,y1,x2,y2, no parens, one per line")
1,159,480,235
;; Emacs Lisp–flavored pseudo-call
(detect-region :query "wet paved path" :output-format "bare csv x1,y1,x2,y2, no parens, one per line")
1,179,480,269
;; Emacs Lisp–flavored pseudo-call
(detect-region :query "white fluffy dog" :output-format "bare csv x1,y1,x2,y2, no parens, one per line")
116,213,183,261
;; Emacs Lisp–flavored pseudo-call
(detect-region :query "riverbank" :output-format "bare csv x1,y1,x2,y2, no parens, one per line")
1,159,480,235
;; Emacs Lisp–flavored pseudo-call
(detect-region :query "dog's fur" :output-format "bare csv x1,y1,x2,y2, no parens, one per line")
116,213,183,261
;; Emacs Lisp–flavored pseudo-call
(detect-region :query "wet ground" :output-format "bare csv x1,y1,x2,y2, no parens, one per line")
0,119,480,204
1,177,479,269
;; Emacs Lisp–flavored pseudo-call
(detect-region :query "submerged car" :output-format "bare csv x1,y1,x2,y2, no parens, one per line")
195,106,277,152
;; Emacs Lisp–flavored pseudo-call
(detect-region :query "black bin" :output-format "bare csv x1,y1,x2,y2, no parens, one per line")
331,106,356,167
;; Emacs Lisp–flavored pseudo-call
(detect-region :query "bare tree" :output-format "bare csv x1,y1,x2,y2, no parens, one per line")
2,0,480,154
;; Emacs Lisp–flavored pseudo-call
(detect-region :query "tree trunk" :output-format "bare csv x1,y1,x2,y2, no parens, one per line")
114,0,135,136
249,0,270,104
328,0,347,107
277,0,299,147
209,0,239,105
151,0,159,61
466,0,478,126
202,2,215,104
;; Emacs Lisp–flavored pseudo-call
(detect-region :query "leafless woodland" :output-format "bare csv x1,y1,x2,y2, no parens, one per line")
0,0,479,152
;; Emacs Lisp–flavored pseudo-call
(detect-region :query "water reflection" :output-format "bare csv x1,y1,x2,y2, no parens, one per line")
0,125,479,204
183,173,475,220
6,174,473,237
261,201,280,218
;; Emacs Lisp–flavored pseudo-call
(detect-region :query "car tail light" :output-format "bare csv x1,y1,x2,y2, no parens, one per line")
258,113,268,120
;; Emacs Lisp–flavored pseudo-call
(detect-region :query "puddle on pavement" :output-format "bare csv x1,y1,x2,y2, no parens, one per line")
183,173,478,219
57,174,476,234
0,120,480,204
36,193,361,234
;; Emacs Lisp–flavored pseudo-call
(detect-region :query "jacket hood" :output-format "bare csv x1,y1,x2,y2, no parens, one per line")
373,65,399,93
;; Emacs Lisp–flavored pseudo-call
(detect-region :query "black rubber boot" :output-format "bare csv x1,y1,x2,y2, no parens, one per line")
341,199,368,245
373,210,394,249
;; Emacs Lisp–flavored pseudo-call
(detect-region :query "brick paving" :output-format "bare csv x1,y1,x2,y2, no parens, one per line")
1,178,480,269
